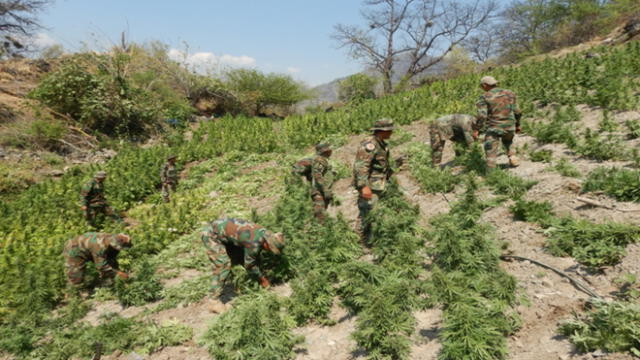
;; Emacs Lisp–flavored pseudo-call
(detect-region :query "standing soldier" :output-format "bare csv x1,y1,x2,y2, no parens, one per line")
160,154,178,203
80,171,116,227
311,143,334,223
201,218,285,298
429,114,478,166
63,232,131,296
476,76,523,168
353,118,395,243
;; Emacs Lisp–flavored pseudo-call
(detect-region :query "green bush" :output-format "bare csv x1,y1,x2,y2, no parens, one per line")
510,199,555,226
583,167,640,202
559,300,640,356
575,129,626,161
408,143,460,193
338,73,377,104
485,169,537,198
289,269,335,326
199,291,303,360
114,259,163,307
551,158,581,177
529,149,553,163
625,119,640,139
544,217,640,268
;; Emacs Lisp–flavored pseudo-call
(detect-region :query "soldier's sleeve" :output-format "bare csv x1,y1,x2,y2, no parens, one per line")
80,181,92,206
312,158,328,193
354,142,375,189
92,248,116,278
160,164,167,183
244,243,263,278
475,95,489,131
513,93,522,126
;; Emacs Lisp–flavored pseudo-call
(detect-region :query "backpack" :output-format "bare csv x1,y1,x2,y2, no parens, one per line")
292,157,313,181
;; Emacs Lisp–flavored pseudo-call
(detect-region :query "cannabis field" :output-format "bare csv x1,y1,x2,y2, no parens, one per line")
1,41,640,360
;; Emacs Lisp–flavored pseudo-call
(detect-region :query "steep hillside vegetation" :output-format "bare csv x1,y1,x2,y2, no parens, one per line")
1,40,640,360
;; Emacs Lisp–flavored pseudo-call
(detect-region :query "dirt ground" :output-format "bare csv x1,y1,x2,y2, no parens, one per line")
57,105,640,360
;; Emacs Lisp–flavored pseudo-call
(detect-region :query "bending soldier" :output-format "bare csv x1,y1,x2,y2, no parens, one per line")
476,76,523,168
201,218,285,297
80,171,117,227
311,143,334,223
353,118,395,244
64,232,131,294
429,114,478,166
160,154,178,203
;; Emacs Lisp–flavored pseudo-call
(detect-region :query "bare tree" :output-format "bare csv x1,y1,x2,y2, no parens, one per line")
333,0,497,94
0,0,52,57
463,27,500,64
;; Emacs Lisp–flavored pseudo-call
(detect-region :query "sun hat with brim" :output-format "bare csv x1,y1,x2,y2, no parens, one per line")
480,76,498,86
371,118,395,131
95,171,107,179
264,231,285,255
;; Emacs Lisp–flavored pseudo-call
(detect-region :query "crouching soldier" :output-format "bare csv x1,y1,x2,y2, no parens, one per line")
64,232,131,296
201,218,285,297
80,171,119,227
429,114,478,166
311,143,335,223
160,154,178,203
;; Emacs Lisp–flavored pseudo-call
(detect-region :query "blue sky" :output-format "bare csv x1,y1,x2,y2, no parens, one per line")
35,0,508,86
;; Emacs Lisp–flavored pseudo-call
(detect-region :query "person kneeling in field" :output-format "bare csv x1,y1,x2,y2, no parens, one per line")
429,114,478,167
64,232,131,297
201,218,285,298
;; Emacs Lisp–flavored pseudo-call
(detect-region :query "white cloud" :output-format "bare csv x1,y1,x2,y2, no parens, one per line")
168,48,256,73
287,67,301,74
30,32,60,48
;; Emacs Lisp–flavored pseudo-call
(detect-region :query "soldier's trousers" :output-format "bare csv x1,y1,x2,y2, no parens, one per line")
63,253,118,289
86,205,114,228
356,190,381,245
430,128,468,166
202,234,231,296
162,182,177,203
484,130,515,168
311,192,330,223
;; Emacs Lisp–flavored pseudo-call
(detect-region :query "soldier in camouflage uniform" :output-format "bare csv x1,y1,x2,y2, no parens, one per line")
429,114,478,166
80,171,117,227
63,232,131,292
201,218,285,297
160,154,178,203
353,118,395,244
476,76,523,168
311,143,334,223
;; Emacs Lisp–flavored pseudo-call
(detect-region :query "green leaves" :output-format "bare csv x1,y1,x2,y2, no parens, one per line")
583,167,640,202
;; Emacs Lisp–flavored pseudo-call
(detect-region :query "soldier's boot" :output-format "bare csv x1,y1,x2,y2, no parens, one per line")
509,155,520,167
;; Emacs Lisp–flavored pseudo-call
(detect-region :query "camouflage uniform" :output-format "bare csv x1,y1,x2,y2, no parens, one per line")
353,119,394,243
201,218,284,296
80,173,115,227
63,232,130,288
476,78,522,168
311,143,334,223
160,155,178,203
429,114,476,165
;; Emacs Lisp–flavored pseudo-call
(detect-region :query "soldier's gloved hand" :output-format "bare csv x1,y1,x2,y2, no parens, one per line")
361,186,373,200
116,271,129,280
259,276,271,288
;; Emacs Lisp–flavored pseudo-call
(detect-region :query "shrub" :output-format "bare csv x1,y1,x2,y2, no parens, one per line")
575,129,625,161
289,269,335,326
527,107,579,147
114,259,163,307
583,167,640,202
408,143,460,193
485,169,537,198
338,73,378,104
625,119,640,139
559,299,640,356
510,199,555,226
529,149,553,162
544,217,640,268
199,291,303,360
551,158,581,178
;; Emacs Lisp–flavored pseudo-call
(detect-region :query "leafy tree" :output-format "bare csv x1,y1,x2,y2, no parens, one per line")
0,0,52,57
338,73,377,104
225,68,309,115
332,0,497,94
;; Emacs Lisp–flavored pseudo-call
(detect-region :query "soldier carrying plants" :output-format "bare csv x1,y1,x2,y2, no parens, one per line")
80,171,118,227
429,114,478,166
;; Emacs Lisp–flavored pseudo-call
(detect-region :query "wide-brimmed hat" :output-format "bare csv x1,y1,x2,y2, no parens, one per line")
315,143,331,154
264,232,285,255
95,171,107,179
480,76,498,86
371,118,395,131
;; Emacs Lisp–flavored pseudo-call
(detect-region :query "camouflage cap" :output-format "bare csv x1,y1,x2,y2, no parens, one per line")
264,231,285,255
315,143,331,154
167,154,177,160
95,171,107,179
371,118,395,132
110,233,132,251
480,76,498,86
